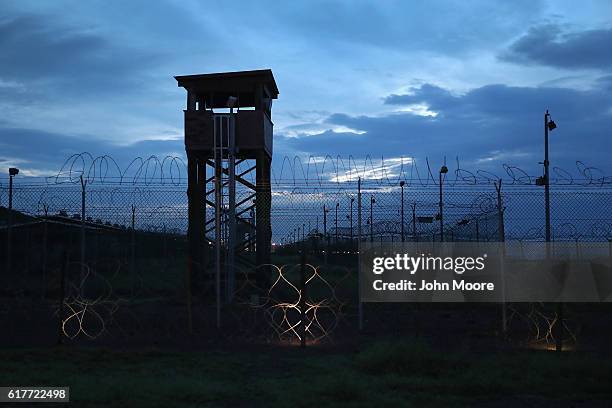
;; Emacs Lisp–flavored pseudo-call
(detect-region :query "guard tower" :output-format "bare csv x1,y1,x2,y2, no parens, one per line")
175,69,278,297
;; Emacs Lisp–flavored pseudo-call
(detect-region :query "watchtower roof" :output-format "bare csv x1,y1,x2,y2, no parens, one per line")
175,69,278,108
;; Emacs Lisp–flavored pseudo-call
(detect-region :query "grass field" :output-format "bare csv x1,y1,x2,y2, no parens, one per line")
1,339,611,407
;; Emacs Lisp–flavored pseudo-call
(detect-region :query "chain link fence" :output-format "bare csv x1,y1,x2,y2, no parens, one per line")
1,176,612,346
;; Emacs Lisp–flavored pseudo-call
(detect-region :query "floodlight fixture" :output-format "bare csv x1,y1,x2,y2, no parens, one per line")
226,96,238,108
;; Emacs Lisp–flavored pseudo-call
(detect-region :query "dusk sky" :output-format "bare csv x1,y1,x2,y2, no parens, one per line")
1,0,611,179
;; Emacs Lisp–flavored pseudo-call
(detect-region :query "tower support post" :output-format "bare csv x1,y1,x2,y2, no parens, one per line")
256,151,272,288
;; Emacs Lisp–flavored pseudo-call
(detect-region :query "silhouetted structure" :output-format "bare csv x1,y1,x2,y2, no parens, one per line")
175,69,278,291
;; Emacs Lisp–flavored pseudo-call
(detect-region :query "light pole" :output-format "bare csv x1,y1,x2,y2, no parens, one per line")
370,196,375,243
543,110,560,351
6,167,19,275
439,165,448,242
400,181,405,242
8,167,18,211
543,110,556,242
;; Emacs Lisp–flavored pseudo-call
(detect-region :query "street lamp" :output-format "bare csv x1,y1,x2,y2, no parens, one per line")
439,165,448,242
370,196,376,243
8,167,18,211
543,109,561,351
544,110,556,242
400,181,405,242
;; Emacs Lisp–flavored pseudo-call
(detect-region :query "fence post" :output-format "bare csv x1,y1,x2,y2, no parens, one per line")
556,302,564,352
80,176,87,286
357,177,363,331
25,227,31,279
42,211,48,300
323,204,328,266
130,205,136,295
412,202,417,242
300,247,306,348
6,173,14,278
57,251,68,346
495,181,507,336
186,262,193,335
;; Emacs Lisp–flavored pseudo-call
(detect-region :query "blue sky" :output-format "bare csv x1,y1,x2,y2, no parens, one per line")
0,0,611,179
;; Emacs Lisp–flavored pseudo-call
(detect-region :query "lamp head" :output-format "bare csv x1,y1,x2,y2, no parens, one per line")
547,120,557,131
9,167,19,176
400,180,405,187
440,165,448,174
226,96,238,108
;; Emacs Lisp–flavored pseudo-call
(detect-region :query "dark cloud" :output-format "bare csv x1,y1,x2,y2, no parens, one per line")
284,83,612,173
0,13,158,97
0,15,103,79
501,24,612,70
384,84,458,111
384,83,611,120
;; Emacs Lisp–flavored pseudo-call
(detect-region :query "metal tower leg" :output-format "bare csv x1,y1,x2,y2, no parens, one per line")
186,152,200,295
227,112,236,301
197,159,207,289
255,151,271,288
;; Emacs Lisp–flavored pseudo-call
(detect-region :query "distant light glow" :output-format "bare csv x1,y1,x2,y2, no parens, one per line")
280,124,366,138
331,157,413,183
